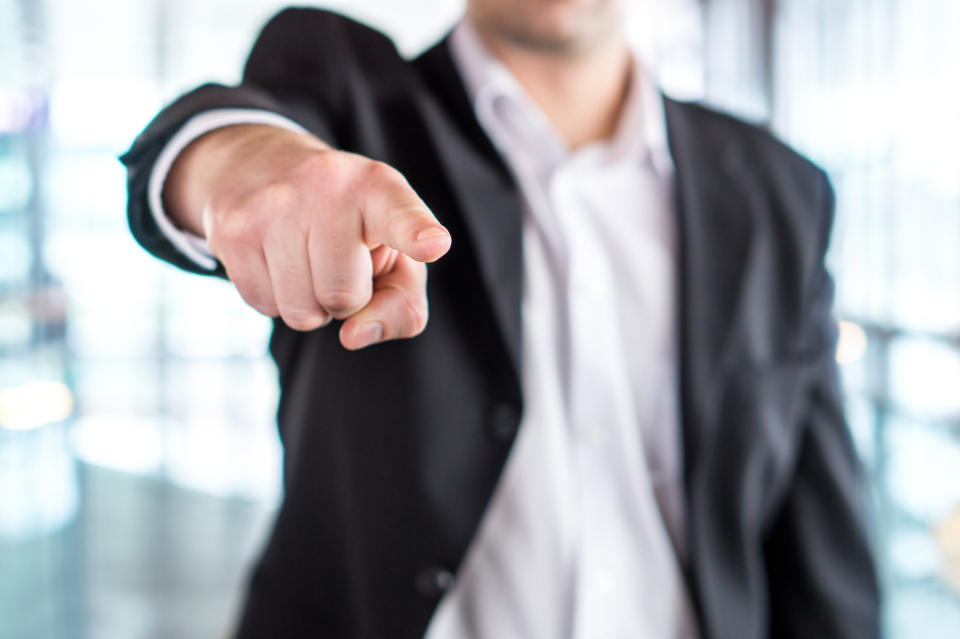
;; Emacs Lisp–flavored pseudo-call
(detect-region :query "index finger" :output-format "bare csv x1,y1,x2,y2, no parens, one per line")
361,164,451,263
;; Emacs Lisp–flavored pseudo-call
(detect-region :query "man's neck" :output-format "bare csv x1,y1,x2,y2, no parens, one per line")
473,28,632,150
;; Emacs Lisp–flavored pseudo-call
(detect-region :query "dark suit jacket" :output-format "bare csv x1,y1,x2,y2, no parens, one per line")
121,8,880,639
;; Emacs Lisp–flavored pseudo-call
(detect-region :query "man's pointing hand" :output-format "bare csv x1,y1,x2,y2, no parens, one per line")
164,124,451,349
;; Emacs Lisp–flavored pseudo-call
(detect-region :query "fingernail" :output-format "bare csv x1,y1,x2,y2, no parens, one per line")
416,227,449,242
353,322,383,349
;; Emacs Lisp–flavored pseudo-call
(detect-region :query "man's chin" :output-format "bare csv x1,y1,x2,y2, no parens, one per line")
468,0,622,55
496,13,619,56
504,29,584,54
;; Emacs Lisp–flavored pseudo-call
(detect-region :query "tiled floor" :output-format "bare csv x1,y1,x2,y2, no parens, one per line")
0,464,276,639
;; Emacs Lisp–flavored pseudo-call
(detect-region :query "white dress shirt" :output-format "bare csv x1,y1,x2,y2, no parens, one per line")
149,17,698,639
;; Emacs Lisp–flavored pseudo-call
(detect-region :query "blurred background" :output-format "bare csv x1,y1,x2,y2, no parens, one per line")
1,0,958,637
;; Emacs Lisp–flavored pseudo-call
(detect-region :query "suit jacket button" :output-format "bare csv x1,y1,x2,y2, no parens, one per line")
488,402,520,441
416,565,454,598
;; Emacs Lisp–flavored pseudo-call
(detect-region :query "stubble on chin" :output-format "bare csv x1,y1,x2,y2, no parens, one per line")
471,0,623,58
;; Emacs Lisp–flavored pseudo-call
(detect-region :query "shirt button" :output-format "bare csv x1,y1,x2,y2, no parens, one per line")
487,402,520,442
415,565,454,598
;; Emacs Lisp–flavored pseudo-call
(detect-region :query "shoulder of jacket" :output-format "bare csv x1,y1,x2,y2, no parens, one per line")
260,7,392,42
668,99,836,316
667,98,827,187
248,7,404,73
669,98,833,253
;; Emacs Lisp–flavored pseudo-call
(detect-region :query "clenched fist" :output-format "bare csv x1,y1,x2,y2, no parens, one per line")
164,124,451,350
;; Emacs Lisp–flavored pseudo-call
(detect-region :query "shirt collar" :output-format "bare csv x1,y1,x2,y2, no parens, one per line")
448,17,673,176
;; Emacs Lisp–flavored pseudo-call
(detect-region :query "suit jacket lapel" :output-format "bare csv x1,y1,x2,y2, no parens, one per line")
665,98,758,477
406,47,758,475
411,39,525,385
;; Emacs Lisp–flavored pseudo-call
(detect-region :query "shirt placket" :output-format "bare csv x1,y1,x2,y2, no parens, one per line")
546,161,648,638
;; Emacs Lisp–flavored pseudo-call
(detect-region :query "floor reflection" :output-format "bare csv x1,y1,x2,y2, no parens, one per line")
0,463,275,639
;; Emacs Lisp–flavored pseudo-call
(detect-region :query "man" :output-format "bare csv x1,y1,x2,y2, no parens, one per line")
122,1,881,637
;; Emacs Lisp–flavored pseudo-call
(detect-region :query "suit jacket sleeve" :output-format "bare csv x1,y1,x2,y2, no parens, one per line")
764,171,882,638
119,8,395,275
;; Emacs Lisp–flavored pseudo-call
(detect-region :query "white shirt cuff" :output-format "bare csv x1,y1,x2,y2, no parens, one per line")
147,109,308,270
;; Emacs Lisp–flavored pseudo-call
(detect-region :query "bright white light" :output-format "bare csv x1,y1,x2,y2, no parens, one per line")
890,337,960,419
70,416,165,476
836,320,868,365
166,419,282,501
0,381,75,431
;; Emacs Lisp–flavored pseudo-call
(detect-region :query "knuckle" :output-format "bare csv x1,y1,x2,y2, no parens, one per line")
254,181,300,215
280,308,326,331
400,294,429,337
203,204,226,236
295,151,354,202
365,160,401,184
204,198,238,240
220,214,257,245
299,148,340,177
207,204,263,248
317,288,369,316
